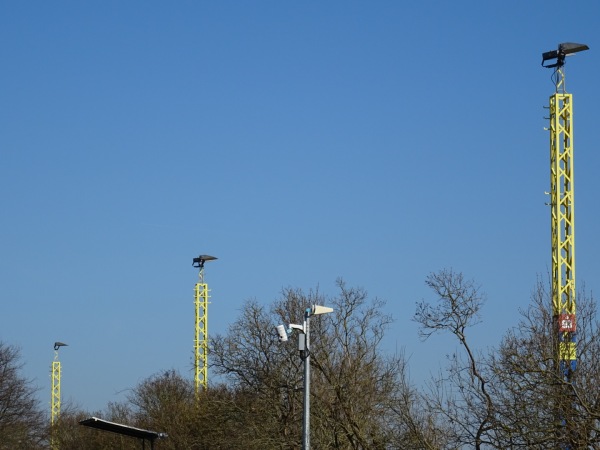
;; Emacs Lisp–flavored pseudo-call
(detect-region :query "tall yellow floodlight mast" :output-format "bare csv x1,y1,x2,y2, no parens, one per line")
50,342,67,448
192,254,217,396
542,42,589,447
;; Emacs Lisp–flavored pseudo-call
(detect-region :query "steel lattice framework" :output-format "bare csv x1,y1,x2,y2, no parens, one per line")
51,359,61,424
549,66,577,374
192,254,216,397
50,351,62,450
194,279,209,394
542,41,588,449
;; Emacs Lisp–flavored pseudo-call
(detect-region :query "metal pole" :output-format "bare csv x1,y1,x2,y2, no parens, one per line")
302,309,310,450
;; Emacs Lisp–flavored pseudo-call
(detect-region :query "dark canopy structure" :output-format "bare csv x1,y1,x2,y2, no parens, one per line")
80,416,167,449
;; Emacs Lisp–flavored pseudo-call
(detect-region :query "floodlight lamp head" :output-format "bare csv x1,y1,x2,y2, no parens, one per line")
277,324,304,342
192,254,217,269
54,342,68,351
276,325,289,342
542,42,589,68
311,304,334,316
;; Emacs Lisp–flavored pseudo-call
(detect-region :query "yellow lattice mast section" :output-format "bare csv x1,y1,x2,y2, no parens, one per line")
549,64,577,369
192,254,217,396
50,342,67,449
542,42,589,448
543,42,588,378
51,359,61,424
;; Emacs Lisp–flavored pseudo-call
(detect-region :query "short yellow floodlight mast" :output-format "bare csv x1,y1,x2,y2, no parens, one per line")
51,341,67,449
192,254,217,397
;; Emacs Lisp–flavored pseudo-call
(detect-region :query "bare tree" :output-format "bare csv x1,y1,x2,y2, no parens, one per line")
487,278,600,448
414,269,496,449
415,270,600,449
0,342,46,449
211,294,304,448
211,279,442,449
126,369,201,449
309,280,417,449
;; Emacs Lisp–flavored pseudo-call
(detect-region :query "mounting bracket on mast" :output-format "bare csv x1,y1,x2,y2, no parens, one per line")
193,254,217,283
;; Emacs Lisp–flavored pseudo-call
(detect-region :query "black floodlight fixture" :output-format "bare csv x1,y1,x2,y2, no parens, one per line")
80,417,167,448
542,42,589,68
54,342,68,351
192,254,217,269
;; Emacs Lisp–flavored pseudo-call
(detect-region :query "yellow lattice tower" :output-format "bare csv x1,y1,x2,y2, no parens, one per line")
543,43,588,378
51,359,61,425
50,342,67,449
192,255,217,397
549,69,577,367
543,42,588,449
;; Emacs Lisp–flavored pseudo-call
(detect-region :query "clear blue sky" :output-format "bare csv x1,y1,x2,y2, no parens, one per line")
1,1,599,413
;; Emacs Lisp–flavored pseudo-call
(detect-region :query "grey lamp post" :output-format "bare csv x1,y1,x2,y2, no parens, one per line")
277,304,333,450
